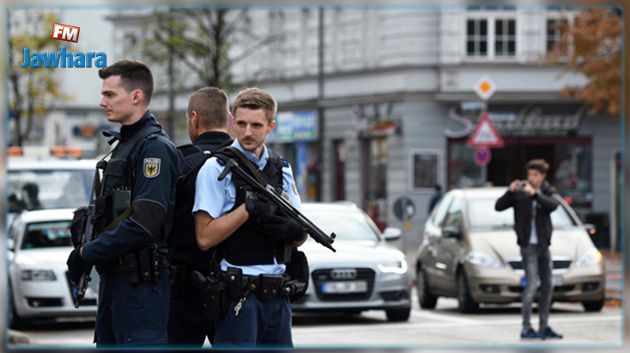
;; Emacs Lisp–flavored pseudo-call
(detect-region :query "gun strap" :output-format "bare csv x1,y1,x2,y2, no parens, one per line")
217,146,275,190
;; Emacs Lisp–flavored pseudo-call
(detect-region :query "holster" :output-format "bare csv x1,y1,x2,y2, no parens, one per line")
284,249,309,301
113,248,168,285
190,270,228,320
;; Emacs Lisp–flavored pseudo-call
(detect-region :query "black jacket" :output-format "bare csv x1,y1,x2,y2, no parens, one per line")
494,181,559,249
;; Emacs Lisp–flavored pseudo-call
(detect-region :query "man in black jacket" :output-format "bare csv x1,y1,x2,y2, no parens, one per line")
168,87,232,346
495,159,563,340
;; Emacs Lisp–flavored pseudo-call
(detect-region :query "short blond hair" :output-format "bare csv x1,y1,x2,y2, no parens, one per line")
232,87,277,123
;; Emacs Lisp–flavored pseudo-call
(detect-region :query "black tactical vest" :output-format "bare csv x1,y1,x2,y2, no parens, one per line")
215,150,286,266
94,124,162,234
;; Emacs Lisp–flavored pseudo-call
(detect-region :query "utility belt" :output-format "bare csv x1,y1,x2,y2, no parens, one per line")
190,266,307,321
105,247,169,284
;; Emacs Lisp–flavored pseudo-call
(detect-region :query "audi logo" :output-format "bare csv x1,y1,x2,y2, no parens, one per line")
330,268,358,280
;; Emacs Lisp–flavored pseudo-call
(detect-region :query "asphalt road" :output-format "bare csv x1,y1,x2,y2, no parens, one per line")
11,294,621,349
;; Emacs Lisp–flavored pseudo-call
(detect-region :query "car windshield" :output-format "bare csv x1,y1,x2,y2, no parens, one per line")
22,221,72,249
301,208,381,242
8,169,92,212
467,197,577,230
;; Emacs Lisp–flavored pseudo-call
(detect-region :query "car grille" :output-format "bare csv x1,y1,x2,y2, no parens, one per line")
508,285,576,293
508,259,572,271
311,268,375,302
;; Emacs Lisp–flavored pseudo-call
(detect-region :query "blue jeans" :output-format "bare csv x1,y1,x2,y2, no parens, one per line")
213,294,293,347
521,245,553,330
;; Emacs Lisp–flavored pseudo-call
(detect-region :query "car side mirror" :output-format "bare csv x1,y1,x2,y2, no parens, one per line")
383,227,402,241
442,226,462,240
584,223,597,237
7,238,15,252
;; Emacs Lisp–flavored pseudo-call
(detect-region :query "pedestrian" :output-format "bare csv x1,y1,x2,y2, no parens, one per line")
66,60,180,346
168,87,233,346
193,87,307,347
427,184,443,214
495,159,563,340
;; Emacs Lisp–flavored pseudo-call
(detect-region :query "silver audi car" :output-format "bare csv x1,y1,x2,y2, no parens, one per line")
293,202,412,322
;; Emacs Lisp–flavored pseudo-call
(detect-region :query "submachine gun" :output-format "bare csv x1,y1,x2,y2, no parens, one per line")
218,157,336,253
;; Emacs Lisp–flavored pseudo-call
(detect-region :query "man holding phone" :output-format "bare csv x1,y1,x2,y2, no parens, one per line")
495,159,563,340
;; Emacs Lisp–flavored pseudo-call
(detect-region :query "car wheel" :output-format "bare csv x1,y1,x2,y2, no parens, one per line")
582,297,605,312
10,292,30,329
457,270,479,314
416,268,438,309
386,307,411,322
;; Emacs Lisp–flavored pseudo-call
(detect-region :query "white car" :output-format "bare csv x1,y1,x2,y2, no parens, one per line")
7,157,97,224
8,209,98,327
293,202,412,322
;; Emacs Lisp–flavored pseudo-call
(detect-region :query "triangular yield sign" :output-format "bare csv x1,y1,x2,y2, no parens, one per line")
466,113,504,148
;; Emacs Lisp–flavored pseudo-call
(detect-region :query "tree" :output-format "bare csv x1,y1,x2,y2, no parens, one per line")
135,7,284,133
8,11,73,146
548,8,622,117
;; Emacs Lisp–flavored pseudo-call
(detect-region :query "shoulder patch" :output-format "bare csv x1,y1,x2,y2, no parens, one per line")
143,158,161,178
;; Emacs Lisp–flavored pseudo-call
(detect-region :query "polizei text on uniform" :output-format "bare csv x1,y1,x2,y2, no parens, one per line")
21,47,107,68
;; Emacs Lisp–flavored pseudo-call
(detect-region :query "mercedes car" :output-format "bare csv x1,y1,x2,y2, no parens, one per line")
292,202,412,322
414,187,605,313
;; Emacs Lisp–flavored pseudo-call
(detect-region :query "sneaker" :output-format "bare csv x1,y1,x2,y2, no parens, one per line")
540,326,563,340
520,327,541,339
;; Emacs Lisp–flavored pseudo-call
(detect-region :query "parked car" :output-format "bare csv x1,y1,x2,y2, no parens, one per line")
293,202,412,322
7,209,98,327
414,187,605,313
7,157,96,225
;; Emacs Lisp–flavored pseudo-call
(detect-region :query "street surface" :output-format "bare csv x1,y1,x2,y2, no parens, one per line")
12,293,621,349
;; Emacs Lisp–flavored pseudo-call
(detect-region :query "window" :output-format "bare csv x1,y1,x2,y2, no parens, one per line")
546,18,568,52
495,18,516,56
411,151,439,189
465,10,516,59
442,195,463,230
432,192,454,226
466,19,488,56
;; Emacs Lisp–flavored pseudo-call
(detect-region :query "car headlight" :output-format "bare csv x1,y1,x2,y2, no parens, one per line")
464,251,503,269
378,260,407,274
576,249,602,267
21,269,57,281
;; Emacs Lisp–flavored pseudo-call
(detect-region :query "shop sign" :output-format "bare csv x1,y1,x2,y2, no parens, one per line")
267,110,318,143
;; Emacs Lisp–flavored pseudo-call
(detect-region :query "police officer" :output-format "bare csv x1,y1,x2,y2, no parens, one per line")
193,87,307,347
66,60,180,345
168,87,232,346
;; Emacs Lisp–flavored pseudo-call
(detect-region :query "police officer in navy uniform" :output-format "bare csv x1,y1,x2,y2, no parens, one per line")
193,87,307,347
66,60,180,345
168,87,232,346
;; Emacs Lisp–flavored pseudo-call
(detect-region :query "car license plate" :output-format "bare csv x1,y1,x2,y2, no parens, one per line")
321,280,368,294
552,275,564,287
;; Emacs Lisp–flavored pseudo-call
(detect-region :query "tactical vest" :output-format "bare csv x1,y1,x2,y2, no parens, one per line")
93,125,162,235
215,149,287,266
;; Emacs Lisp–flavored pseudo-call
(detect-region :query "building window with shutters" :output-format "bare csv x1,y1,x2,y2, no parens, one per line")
465,6,516,60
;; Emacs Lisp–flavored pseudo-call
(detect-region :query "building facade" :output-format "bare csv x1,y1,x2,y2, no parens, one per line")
106,5,621,250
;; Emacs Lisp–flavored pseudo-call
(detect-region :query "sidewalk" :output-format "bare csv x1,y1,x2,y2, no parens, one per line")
602,250,622,302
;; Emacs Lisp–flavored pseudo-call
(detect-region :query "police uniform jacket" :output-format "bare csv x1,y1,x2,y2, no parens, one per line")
82,112,180,272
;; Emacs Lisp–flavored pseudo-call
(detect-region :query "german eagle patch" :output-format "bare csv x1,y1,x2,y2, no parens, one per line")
143,158,161,178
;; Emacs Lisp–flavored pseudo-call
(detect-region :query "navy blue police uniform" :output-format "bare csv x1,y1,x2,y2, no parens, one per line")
80,112,180,345
168,131,232,346
193,140,302,347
